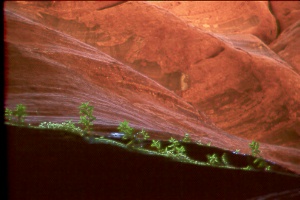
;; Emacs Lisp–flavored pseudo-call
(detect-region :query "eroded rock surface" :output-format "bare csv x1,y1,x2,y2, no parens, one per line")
4,1,300,174
270,20,300,72
270,1,300,33
149,1,277,44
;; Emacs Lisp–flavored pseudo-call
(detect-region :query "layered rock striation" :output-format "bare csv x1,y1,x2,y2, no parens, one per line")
4,1,300,173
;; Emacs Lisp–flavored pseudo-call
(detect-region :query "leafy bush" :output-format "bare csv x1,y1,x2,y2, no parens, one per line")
118,121,134,140
5,104,27,124
165,137,186,156
118,121,150,147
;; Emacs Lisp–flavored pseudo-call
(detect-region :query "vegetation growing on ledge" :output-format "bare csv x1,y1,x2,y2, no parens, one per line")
4,102,289,174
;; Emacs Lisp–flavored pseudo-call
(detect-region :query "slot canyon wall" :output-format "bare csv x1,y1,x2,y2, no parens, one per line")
4,1,300,173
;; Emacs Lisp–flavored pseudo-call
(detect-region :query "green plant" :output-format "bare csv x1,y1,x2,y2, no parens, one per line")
135,129,150,142
165,137,186,156
15,104,27,124
39,120,83,135
117,121,150,147
182,133,191,142
207,154,221,166
118,121,134,140
151,140,162,152
221,153,230,166
5,108,13,122
249,141,271,171
78,102,96,134
249,141,260,156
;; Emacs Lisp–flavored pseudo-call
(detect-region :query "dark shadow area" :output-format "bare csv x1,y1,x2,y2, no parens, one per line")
7,125,300,200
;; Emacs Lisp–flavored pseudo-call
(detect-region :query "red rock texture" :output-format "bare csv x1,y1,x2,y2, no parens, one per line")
270,1,300,33
4,1,300,174
270,20,300,72
149,1,277,44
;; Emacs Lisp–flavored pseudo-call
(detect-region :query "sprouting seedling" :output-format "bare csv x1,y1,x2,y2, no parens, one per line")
221,153,230,166
151,140,161,152
182,133,191,143
14,104,27,124
78,102,96,134
243,165,254,171
175,146,186,155
207,153,220,166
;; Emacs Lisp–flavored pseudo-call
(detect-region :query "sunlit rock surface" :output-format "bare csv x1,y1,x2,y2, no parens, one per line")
4,1,300,174
270,20,300,72
149,1,277,44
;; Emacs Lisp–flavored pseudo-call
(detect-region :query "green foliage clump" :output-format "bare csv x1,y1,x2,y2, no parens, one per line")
151,140,162,152
5,108,13,122
5,104,27,125
39,120,83,135
135,129,150,142
249,141,260,157
249,140,271,171
78,102,96,134
207,154,221,166
118,121,150,147
118,121,134,140
165,137,186,156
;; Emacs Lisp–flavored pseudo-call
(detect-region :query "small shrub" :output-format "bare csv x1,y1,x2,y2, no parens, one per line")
118,121,134,140
249,141,260,156
14,104,27,124
5,104,27,124
5,108,13,122
78,102,96,134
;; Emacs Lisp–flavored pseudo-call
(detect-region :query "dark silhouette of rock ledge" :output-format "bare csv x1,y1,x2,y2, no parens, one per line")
7,125,300,200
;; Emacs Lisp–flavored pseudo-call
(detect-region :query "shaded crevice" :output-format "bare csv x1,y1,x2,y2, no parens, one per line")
268,1,281,38
207,47,225,59
96,1,127,11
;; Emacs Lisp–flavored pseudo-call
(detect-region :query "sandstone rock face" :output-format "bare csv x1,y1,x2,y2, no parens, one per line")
270,20,300,72
149,1,277,44
270,1,300,33
4,1,300,173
